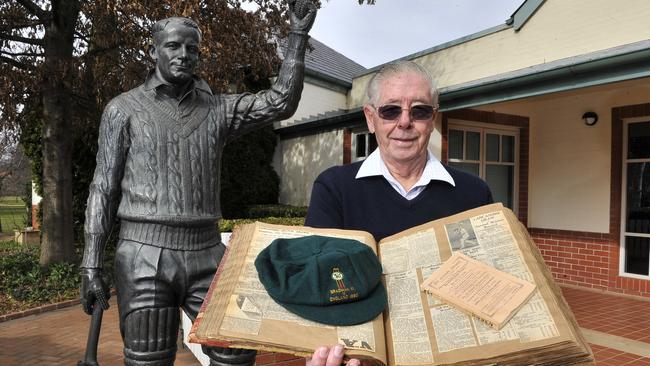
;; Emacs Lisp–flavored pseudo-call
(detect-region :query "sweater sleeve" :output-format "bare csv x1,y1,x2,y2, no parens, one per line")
305,170,344,229
82,100,129,269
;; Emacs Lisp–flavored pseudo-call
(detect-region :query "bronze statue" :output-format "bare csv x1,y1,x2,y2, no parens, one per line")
80,3,316,365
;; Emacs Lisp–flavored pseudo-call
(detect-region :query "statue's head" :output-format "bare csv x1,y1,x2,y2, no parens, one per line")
149,17,202,85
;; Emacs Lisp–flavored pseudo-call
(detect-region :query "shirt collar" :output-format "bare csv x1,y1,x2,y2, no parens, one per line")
356,149,455,187
143,69,213,95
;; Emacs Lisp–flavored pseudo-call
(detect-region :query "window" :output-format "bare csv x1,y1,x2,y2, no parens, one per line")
621,120,650,278
448,125,518,211
353,131,377,161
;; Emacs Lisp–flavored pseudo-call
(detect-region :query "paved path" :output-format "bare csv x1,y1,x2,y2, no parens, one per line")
0,305,200,366
1,287,650,365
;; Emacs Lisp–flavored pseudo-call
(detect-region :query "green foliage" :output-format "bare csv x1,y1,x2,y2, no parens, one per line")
0,241,38,253
0,246,80,305
219,216,305,232
244,204,307,218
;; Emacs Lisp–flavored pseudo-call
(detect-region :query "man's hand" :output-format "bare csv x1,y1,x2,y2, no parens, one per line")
289,0,317,34
80,268,110,315
306,345,362,366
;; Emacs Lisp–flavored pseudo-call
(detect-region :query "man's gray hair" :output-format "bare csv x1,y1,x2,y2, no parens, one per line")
152,17,202,42
366,60,439,106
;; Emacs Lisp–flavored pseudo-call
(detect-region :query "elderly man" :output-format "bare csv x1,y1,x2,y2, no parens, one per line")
305,60,493,366
306,60,492,242
80,7,315,366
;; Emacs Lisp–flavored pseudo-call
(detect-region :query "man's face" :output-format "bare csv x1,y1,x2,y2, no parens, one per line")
363,72,436,166
149,22,201,85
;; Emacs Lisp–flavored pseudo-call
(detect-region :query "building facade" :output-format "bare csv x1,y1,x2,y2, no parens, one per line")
274,0,650,298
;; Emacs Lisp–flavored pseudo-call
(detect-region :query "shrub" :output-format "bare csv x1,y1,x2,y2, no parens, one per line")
0,245,79,305
219,217,305,232
243,204,307,218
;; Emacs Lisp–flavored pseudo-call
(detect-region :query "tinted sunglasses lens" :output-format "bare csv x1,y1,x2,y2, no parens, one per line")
377,105,402,120
411,105,434,120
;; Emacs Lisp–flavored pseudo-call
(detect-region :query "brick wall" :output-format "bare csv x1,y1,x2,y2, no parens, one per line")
531,228,650,298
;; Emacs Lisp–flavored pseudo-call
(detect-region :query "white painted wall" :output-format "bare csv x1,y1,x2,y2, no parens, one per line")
274,129,343,206
474,79,650,233
277,82,348,127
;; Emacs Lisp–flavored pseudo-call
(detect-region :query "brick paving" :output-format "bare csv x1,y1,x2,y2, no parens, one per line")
1,287,649,365
0,305,200,366
562,287,650,366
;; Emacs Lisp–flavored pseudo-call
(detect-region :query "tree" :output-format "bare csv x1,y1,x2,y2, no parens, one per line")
1,0,294,266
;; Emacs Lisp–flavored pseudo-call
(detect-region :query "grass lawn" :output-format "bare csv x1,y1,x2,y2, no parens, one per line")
0,196,27,234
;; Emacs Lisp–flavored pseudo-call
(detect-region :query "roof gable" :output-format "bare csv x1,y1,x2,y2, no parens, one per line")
305,37,366,84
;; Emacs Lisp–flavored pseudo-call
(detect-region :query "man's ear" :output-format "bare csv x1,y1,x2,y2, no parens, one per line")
363,105,376,133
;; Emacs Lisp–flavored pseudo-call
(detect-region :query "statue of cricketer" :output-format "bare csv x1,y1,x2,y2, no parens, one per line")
80,2,316,365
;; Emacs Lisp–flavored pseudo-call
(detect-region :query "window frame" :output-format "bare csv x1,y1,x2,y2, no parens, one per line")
351,128,377,162
448,121,520,215
619,117,650,279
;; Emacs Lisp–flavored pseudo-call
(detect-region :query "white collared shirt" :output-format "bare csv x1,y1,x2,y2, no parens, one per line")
355,149,455,200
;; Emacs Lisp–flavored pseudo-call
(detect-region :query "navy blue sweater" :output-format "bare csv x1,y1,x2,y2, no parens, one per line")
305,161,493,242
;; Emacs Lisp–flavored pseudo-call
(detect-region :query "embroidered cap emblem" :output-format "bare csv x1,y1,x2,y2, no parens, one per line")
331,267,345,289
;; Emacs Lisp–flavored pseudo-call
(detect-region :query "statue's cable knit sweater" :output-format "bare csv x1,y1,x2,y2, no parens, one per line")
81,32,308,269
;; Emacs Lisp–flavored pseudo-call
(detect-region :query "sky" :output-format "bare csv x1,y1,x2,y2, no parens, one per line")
309,0,525,68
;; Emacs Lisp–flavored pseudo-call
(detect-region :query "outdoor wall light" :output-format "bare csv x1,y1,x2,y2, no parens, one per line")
582,111,598,126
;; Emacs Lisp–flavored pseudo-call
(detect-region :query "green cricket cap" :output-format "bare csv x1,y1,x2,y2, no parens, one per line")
255,235,387,326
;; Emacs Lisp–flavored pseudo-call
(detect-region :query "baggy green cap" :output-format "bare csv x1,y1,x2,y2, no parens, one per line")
255,235,387,326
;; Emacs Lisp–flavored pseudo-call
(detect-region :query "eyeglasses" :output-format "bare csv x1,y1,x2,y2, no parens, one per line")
373,104,437,121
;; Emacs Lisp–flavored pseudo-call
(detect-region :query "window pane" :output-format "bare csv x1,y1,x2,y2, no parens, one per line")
628,121,650,159
502,135,515,163
486,134,500,162
449,130,464,159
626,162,650,234
486,165,514,209
624,236,649,276
466,132,480,160
369,134,377,153
356,134,366,158
449,162,479,176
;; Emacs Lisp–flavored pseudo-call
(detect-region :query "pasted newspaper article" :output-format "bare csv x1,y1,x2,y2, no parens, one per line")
191,204,593,366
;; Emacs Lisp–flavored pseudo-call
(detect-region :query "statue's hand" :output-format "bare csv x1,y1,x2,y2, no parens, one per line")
289,0,317,33
80,268,110,315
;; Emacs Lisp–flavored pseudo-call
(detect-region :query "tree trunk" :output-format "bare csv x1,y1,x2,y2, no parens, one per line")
39,0,80,266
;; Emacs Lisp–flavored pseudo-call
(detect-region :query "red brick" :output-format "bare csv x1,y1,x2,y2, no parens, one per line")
273,358,307,366
275,353,301,362
256,353,276,365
